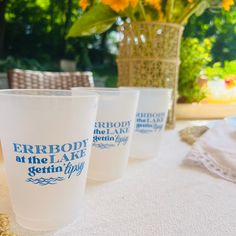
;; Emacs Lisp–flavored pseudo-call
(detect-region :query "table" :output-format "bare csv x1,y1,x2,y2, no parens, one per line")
1,121,236,236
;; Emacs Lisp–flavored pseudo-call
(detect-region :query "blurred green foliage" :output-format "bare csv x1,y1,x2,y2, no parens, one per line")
204,60,236,80
178,5,236,102
0,56,58,72
179,37,212,103
0,0,117,75
184,6,236,63
0,1,235,92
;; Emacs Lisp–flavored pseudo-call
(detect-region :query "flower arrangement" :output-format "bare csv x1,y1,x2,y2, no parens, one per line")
67,0,234,37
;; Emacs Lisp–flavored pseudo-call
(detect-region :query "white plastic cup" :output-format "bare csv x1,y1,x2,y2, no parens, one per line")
0,89,98,231
72,88,139,181
121,87,171,159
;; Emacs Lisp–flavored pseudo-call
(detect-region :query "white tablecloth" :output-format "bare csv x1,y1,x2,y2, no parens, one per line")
1,121,236,236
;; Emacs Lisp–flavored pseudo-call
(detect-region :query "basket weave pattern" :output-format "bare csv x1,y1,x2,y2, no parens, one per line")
117,22,183,127
8,69,94,89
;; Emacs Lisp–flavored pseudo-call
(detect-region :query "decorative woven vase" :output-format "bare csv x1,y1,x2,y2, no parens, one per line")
117,22,184,128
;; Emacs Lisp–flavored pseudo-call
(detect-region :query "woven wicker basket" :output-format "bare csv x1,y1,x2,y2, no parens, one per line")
117,22,183,128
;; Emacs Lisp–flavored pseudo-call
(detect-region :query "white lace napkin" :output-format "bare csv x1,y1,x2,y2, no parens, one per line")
185,123,236,183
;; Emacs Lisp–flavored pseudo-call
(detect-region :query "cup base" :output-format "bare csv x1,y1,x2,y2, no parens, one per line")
16,213,78,231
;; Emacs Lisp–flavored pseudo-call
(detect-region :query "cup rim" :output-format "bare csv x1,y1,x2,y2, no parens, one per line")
0,89,98,99
72,87,139,95
120,86,172,92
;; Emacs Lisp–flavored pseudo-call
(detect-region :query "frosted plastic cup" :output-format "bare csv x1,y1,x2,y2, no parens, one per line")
0,89,98,231
72,88,139,181
121,87,171,159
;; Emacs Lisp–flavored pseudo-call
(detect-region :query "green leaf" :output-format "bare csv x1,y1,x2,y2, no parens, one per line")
194,0,210,16
67,4,118,38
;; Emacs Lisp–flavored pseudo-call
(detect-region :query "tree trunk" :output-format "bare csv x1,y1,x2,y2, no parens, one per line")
64,0,72,33
0,0,8,58
49,0,57,58
63,0,73,58
100,31,108,64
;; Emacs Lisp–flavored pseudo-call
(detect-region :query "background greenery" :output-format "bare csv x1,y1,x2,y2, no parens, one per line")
178,38,212,103
0,0,235,99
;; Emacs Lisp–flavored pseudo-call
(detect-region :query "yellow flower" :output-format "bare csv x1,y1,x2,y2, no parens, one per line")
102,0,138,12
102,0,130,12
222,0,234,11
79,0,89,11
